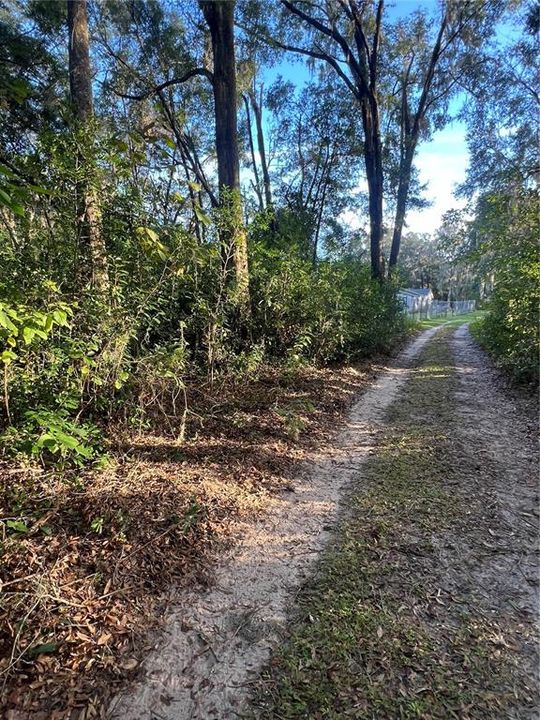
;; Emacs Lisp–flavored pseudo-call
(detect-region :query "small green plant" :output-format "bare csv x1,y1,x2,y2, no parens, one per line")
5,519,30,535
90,517,105,534
2,409,103,468
182,500,204,534
0,294,73,421
274,400,314,441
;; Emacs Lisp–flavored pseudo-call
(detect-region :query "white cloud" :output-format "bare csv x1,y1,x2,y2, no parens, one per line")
338,125,469,237
405,125,469,234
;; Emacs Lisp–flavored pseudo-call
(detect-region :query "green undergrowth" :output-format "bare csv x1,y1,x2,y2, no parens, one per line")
253,328,533,720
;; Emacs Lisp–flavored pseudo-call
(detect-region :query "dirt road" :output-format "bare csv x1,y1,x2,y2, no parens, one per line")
110,325,539,720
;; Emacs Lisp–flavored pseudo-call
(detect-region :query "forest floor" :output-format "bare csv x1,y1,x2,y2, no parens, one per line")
1,324,538,719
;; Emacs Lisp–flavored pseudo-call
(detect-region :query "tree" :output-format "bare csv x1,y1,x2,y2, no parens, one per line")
466,189,538,383
264,76,362,263
275,0,384,278
97,0,251,307
200,0,250,314
246,84,273,210
67,0,109,292
386,10,448,270
460,2,539,195
270,0,502,276
454,4,539,382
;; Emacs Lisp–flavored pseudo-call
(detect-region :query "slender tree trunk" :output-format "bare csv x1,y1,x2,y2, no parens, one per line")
243,94,264,211
389,144,415,270
67,0,109,293
389,13,448,272
200,0,250,311
249,88,272,209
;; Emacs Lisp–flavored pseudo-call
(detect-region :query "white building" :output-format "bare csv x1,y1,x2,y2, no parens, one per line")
397,288,434,316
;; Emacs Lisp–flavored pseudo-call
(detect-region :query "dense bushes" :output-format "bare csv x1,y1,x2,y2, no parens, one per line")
470,189,539,385
0,92,412,468
250,244,407,365
0,188,408,466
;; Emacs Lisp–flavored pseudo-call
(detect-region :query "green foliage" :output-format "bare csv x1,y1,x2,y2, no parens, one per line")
0,294,72,362
0,0,413,470
3,409,102,468
469,189,539,385
250,242,408,364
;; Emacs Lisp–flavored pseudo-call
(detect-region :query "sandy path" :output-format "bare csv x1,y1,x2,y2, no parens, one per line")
109,327,442,719
448,325,539,695
250,324,538,719
451,324,538,614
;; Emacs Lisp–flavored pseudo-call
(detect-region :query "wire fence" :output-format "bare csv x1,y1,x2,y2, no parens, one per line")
402,299,476,321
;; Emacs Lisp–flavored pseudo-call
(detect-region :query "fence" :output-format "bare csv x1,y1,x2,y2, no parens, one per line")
402,299,476,321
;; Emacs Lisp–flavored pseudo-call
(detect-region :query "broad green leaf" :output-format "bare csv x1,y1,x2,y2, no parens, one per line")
38,435,59,451
10,202,25,216
193,204,211,227
0,188,11,205
53,432,80,449
136,226,160,243
27,642,58,658
0,308,18,334
52,309,68,326
22,326,35,344
6,520,29,533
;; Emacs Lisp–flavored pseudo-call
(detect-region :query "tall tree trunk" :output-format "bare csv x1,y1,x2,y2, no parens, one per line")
200,0,250,312
389,144,415,270
389,13,448,271
67,0,109,293
362,97,384,280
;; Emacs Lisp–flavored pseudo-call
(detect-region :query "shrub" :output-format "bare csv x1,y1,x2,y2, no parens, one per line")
250,243,408,364
470,189,539,385
2,409,103,468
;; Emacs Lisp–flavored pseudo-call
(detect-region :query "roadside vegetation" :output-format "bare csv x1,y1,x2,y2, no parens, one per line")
469,189,539,385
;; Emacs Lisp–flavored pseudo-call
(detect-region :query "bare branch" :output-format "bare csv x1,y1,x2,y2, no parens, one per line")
370,0,384,90
111,68,213,101
270,37,359,98
281,0,363,84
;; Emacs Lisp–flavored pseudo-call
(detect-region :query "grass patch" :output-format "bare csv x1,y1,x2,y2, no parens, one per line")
253,329,534,720
416,310,486,329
